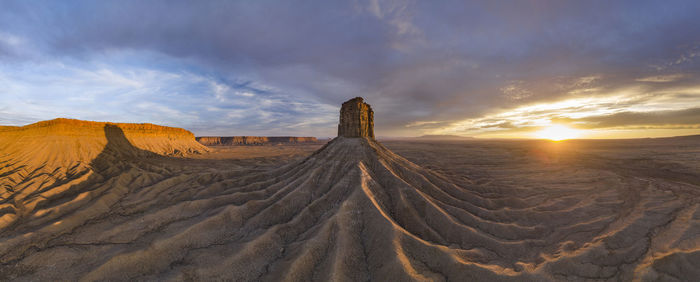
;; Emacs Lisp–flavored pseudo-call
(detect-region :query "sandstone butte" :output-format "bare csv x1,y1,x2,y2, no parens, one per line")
1,98,695,281
196,136,318,146
338,97,374,138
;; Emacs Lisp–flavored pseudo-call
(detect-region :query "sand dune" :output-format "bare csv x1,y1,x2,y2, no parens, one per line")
0,112,698,280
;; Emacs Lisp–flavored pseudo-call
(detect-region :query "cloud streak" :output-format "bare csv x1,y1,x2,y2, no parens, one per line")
0,0,699,137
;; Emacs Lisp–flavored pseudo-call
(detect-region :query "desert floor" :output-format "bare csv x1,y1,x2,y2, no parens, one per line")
1,134,699,281
386,138,700,281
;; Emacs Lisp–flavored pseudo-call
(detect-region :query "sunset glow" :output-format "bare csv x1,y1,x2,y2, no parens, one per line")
1,1,699,139
534,125,582,141
2,1,700,280
428,87,700,139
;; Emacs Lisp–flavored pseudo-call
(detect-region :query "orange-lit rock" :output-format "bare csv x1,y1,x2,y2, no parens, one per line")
337,97,374,138
196,136,318,146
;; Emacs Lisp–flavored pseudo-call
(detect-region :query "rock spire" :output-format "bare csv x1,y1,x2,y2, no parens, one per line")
337,97,374,138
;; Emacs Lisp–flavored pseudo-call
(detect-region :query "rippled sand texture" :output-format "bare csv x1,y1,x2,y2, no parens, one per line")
1,121,699,281
384,138,700,281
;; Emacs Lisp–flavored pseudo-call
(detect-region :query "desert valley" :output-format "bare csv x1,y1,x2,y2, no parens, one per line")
2,1,700,281
0,98,698,281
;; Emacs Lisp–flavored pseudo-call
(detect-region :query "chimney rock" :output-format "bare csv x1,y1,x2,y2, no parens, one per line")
338,97,374,138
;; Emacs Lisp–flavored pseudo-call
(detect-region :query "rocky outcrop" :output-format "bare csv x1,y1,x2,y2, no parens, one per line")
3,100,700,281
0,118,209,230
337,97,374,138
266,137,318,143
0,118,208,159
2,118,197,138
196,136,319,146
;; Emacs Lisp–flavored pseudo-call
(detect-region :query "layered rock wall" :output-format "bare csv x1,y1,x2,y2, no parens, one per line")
337,97,374,138
0,118,207,156
196,136,318,146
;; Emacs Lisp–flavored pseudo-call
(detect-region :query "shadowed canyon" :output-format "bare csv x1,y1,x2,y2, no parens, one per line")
0,98,699,281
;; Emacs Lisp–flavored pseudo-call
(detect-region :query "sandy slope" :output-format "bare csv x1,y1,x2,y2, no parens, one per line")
0,123,698,280
0,118,208,231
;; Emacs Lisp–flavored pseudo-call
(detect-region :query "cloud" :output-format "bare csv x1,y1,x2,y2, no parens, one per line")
500,81,532,100
554,107,700,129
0,32,36,59
635,74,688,83
429,83,700,137
0,0,699,137
0,57,338,136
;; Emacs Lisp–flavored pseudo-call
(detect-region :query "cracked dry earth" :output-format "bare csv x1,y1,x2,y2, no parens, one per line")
1,122,700,281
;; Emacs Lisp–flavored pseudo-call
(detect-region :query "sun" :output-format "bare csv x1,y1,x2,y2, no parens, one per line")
534,124,582,141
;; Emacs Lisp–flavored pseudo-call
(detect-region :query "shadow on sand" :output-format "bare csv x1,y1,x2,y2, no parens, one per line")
1,124,166,240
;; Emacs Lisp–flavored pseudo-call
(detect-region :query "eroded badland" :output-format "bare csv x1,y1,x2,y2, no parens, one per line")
0,98,699,281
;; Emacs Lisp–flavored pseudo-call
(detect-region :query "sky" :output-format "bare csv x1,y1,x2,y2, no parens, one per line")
1,0,700,138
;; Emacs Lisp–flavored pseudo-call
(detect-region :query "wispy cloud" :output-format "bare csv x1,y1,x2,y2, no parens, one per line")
0,1,699,138
429,83,700,137
0,55,338,136
500,81,532,100
635,74,687,83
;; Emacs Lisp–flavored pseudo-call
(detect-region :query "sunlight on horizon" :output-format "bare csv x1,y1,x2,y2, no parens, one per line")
429,87,700,140
533,124,583,141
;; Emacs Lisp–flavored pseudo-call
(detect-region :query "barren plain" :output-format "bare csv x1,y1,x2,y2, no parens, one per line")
0,119,698,281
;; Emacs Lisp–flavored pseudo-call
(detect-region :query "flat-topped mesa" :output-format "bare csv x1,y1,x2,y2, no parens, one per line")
196,136,318,146
337,97,375,138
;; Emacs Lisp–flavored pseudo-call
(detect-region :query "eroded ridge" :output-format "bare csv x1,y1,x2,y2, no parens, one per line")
0,117,698,281
0,119,208,231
